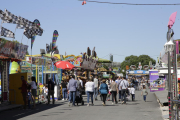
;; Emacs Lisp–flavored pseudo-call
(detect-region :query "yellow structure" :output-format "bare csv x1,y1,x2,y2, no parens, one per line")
10,61,21,74
9,72,31,105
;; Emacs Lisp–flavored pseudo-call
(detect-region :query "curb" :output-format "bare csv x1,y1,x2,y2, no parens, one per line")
154,93,163,107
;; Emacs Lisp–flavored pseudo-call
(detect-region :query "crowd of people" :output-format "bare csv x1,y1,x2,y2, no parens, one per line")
19,75,149,109
59,75,149,107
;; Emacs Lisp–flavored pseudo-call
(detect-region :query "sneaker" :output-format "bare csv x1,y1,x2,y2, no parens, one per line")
112,102,114,105
68,102,71,106
87,104,89,106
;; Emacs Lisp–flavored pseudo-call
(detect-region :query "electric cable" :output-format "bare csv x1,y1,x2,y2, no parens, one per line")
79,0,180,6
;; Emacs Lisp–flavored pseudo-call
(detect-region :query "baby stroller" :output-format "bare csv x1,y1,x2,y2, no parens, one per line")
75,90,84,106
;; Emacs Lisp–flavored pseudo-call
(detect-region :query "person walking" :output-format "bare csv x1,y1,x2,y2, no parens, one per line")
130,85,135,101
78,77,83,89
28,76,37,108
141,85,148,102
19,76,27,110
110,79,118,104
93,76,99,101
27,87,32,109
67,75,77,106
85,79,94,106
120,77,129,105
99,79,108,106
117,77,122,102
48,78,55,104
61,80,67,100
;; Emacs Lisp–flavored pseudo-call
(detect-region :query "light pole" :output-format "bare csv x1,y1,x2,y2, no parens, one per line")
164,29,175,120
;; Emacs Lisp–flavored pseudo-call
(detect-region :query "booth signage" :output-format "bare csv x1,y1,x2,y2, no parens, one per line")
149,70,165,92
137,71,143,74
0,39,28,59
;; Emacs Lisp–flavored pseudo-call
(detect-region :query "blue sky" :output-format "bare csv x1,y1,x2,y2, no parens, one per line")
1,0,180,62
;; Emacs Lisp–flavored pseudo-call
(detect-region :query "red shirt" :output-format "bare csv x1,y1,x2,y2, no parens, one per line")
21,80,27,93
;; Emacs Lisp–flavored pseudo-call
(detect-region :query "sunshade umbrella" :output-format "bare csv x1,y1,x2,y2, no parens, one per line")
168,12,177,29
54,61,75,70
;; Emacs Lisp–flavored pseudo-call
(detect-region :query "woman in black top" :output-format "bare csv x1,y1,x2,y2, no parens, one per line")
61,80,67,100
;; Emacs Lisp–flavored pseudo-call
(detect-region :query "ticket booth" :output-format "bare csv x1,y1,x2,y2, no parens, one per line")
9,72,31,105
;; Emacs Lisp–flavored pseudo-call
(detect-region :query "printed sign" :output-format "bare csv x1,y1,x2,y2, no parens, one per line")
0,39,28,60
149,70,165,92
64,55,83,67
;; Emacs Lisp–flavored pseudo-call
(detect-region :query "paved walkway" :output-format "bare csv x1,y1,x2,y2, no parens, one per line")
0,91,163,120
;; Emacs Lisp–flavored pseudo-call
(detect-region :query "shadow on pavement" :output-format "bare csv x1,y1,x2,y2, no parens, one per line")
0,102,68,120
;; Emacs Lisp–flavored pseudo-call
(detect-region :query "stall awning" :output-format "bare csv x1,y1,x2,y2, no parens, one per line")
0,56,22,62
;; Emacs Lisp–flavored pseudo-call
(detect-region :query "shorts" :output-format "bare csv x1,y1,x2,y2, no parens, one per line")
31,89,36,97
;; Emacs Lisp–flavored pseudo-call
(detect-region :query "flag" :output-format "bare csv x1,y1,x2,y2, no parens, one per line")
52,30,59,50
1,27,15,38
31,19,41,49
18,16,34,29
3,9,19,24
31,36,36,49
0,9,10,21
23,28,35,39
16,24,25,29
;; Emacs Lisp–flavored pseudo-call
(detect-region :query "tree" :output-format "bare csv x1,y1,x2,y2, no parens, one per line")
120,55,156,76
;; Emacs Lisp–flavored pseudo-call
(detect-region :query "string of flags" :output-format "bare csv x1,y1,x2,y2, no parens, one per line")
0,9,43,39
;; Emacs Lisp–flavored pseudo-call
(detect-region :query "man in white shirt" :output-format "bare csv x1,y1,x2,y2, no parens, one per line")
109,78,113,84
94,76,99,100
118,77,122,101
120,77,129,104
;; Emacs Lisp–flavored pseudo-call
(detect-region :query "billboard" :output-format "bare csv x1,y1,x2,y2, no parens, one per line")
149,70,165,92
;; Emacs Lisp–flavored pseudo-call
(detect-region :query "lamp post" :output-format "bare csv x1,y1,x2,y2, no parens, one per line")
164,30,175,120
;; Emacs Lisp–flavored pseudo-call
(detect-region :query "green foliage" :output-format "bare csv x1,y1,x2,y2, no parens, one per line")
103,64,109,70
120,55,156,76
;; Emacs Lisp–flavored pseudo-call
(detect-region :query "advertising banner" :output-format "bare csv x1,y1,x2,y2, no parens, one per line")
149,70,165,92
0,39,28,60
64,55,83,67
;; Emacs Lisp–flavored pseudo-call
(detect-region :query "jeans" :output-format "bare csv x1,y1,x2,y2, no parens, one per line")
87,91,94,103
119,90,121,99
143,95,146,101
69,91,76,105
112,91,117,103
131,94,135,101
121,89,126,103
94,88,98,99
102,94,107,104
62,88,67,99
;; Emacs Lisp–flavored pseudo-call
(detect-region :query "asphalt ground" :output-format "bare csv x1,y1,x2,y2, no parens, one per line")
0,90,163,120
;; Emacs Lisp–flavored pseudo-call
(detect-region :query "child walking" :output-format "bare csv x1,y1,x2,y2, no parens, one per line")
141,85,148,102
130,85,135,101
27,88,32,109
